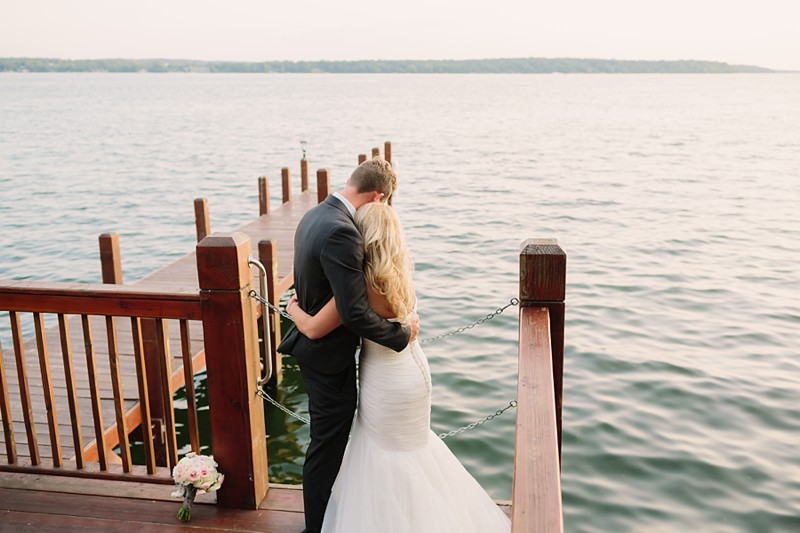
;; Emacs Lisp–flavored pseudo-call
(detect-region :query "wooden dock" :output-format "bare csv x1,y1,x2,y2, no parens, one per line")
1,146,563,532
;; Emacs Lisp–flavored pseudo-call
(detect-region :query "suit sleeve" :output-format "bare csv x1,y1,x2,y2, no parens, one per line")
320,225,410,352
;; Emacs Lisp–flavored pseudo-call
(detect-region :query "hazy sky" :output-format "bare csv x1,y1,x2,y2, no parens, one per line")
2,1,798,70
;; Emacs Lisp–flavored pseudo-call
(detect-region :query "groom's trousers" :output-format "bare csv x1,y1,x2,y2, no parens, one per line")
299,361,358,533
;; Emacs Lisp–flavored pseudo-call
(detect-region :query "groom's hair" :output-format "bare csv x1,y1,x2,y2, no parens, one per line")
348,158,396,201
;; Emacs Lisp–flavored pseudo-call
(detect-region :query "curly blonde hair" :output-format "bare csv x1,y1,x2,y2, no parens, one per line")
355,202,414,324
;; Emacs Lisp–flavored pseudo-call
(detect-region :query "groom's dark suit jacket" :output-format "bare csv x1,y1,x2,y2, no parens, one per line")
277,195,409,373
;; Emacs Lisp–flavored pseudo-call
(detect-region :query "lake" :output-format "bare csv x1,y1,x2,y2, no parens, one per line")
1,72,799,532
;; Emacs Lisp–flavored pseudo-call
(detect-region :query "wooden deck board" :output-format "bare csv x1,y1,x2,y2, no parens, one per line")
0,472,511,531
0,486,305,533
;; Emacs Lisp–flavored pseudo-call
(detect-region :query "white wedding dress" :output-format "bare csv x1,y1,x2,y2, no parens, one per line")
320,334,512,532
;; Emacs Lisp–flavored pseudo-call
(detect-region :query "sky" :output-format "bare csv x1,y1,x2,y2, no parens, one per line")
1,0,798,71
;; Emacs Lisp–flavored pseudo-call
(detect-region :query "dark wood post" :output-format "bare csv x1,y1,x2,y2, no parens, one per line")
281,168,291,204
371,147,380,158
258,176,270,216
99,233,123,284
519,239,566,458
258,240,282,385
196,233,269,509
384,141,392,164
358,154,367,165
300,159,309,192
316,169,330,204
140,318,169,467
194,198,211,242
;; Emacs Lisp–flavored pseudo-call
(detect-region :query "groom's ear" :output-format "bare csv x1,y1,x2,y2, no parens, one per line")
372,191,385,203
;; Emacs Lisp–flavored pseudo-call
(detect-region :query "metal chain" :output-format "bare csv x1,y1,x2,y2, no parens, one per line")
438,400,518,440
258,387,517,440
247,292,519,345
249,290,295,321
419,298,519,344
257,388,311,425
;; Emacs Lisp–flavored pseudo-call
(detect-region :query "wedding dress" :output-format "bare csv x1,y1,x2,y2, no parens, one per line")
320,333,512,532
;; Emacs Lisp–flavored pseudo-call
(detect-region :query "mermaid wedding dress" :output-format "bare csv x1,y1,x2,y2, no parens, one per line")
320,334,512,532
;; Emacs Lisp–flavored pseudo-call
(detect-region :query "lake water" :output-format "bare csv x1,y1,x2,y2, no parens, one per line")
1,73,799,532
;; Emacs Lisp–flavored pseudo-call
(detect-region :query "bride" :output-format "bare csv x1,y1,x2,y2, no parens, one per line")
286,202,511,533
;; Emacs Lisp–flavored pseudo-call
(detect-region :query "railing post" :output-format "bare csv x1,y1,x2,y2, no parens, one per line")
358,154,367,165
300,159,309,192
194,198,211,242
258,176,270,216
371,147,380,158
197,232,268,509
519,238,566,459
316,169,330,204
99,233,123,284
258,240,282,385
384,141,392,164
281,168,291,204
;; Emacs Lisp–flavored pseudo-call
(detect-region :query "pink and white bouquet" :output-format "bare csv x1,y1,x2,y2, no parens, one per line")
171,452,224,522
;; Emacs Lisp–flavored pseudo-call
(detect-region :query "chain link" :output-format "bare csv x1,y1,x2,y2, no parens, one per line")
249,290,295,321
257,388,311,425
258,386,517,441
248,291,518,346
438,400,518,440
419,298,519,344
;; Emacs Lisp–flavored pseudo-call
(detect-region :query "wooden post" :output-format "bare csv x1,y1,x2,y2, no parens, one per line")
358,154,367,165
371,147,380,158
141,318,169,467
196,233,268,509
99,233,123,284
300,159,309,192
384,141,392,164
281,168,291,204
258,176,270,216
316,169,330,204
194,198,211,242
259,240,282,385
519,239,566,459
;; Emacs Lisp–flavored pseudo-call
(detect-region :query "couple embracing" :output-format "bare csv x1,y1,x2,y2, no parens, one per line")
278,158,510,533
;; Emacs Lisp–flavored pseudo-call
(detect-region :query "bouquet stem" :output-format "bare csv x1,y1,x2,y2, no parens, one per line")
178,485,198,523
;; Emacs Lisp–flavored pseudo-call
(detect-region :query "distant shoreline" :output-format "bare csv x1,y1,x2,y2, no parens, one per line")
0,57,777,74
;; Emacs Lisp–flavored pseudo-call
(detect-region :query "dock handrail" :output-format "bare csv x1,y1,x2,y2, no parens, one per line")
512,239,566,532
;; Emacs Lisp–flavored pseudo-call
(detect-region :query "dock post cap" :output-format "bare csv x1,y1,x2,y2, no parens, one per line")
519,238,566,304
196,232,253,291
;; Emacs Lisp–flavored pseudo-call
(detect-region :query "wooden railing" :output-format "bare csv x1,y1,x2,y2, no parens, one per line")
0,233,272,508
512,239,566,532
0,281,203,479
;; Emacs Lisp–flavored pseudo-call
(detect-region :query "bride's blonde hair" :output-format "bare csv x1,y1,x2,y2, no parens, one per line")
355,202,414,324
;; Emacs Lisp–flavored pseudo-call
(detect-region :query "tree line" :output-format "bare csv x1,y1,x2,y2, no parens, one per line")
0,57,772,74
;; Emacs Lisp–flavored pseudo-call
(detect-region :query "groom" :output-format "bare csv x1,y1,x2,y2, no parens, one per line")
277,158,419,533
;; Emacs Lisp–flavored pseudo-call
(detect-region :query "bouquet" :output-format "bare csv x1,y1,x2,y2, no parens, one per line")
171,452,224,522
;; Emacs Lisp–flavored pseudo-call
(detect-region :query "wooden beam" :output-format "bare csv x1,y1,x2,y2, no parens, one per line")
316,169,329,204
258,176,270,216
194,198,211,243
519,238,566,454
512,307,563,532
197,233,269,509
98,233,123,284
